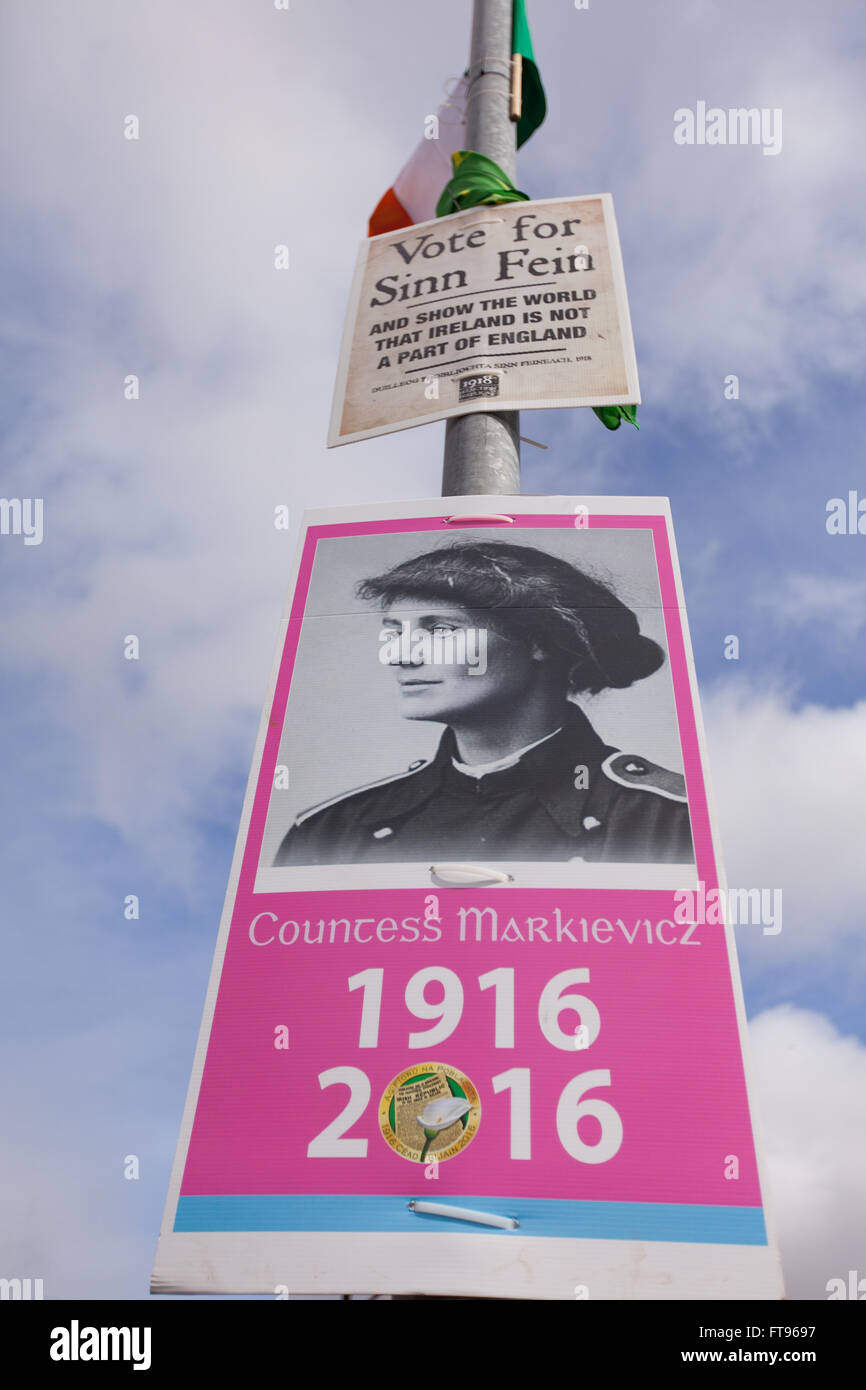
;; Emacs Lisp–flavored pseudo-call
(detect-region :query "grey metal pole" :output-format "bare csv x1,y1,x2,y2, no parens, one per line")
441,0,520,497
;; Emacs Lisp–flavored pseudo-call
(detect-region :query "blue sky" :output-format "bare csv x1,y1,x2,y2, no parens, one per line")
2,0,865,1300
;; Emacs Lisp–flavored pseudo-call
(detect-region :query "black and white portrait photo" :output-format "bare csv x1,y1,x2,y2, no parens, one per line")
256,520,696,883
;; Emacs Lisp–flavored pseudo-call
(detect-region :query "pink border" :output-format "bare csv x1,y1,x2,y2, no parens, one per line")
237,513,717,894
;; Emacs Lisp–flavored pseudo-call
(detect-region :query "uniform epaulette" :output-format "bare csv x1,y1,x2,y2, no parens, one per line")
601,752,687,803
294,758,433,826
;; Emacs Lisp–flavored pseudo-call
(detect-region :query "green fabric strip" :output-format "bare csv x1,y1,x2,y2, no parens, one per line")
513,0,547,148
593,403,640,431
435,151,530,218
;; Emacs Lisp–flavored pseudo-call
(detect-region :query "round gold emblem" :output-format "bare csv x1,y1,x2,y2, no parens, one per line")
378,1063,481,1164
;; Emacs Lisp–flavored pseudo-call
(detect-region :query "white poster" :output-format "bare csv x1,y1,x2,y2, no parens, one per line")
152,497,783,1300
328,196,640,446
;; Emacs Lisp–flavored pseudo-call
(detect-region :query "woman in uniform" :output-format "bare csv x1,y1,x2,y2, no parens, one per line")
274,539,693,866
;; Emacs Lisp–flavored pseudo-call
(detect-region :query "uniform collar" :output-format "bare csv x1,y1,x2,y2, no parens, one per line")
357,703,613,835
451,724,563,778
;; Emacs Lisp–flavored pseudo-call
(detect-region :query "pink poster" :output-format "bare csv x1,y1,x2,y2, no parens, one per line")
152,496,784,1300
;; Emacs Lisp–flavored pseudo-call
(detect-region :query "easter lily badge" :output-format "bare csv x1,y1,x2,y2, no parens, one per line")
378,1063,481,1163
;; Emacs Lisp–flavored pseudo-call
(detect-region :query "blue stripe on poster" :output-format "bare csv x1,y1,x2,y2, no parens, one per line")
175,1195,767,1245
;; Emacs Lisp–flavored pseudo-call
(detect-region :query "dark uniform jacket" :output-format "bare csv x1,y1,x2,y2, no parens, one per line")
274,704,694,867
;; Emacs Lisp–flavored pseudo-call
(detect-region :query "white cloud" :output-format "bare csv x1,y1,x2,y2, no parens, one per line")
749,1004,866,1299
702,681,866,972
763,572,866,642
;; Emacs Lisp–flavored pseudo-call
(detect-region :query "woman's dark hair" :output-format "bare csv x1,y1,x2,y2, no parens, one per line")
356,540,664,696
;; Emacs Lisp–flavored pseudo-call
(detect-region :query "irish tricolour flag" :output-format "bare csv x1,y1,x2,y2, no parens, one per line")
368,0,545,237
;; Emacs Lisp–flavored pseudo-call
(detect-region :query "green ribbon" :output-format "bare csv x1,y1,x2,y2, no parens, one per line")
435,151,530,217
592,403,639,431
435,152,639,432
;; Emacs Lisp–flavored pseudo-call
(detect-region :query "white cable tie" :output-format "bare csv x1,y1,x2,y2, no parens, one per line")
442,73,469,100
437,104,466,127
430,863,513,887
408,1201,519,1231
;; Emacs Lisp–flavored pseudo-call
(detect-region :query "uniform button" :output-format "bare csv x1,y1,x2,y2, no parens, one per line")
372,827,393,839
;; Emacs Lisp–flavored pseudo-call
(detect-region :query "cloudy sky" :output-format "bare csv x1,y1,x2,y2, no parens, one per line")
2,0,864,1301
